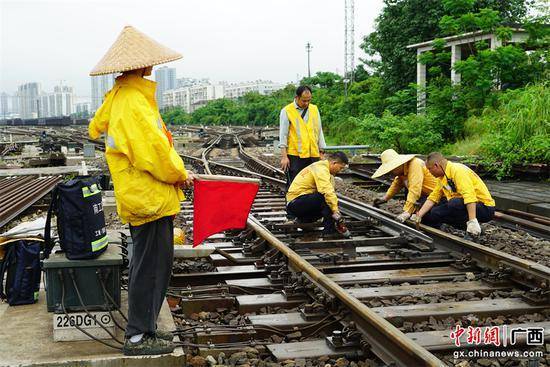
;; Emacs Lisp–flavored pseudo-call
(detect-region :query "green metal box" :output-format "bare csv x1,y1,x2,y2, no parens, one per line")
43,245,122,313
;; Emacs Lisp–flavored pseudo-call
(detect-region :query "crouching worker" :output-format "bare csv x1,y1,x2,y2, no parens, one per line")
89,26,193,356
371,149,438,222
414,152,495,236
286,152,349,236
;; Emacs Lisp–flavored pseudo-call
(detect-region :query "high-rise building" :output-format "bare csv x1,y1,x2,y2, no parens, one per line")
155,66,176,109
38,94,50,118
17,82,41,119
37,85,74,117
91,74,116,113
53,85,74,116
0,93,8,119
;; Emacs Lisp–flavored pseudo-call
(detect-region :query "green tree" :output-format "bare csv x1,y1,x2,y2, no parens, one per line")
361,0,532,95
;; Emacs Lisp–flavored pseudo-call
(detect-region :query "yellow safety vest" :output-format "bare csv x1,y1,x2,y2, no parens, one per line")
284,102,321,158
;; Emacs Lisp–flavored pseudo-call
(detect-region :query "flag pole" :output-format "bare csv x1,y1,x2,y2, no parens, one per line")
194,174,261,185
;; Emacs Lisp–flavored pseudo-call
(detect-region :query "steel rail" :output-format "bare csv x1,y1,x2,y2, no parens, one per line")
0,175,61,228
339,191,550,285
185,135,550,364
186,141,445,366
247,216,445,367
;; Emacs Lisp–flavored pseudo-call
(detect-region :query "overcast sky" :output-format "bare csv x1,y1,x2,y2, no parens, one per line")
0,0,384,101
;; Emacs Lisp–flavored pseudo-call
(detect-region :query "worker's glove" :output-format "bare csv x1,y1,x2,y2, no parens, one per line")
373,197,386,208
332,212,342,221
466,218,482,236
410,214,422,230
396,212,411,223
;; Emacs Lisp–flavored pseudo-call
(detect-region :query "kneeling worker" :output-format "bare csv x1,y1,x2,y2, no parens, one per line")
414,152,495,236
371,149,438,222
286,152,349,236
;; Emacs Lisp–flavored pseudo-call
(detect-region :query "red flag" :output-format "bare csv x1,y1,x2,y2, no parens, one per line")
193,175,260,247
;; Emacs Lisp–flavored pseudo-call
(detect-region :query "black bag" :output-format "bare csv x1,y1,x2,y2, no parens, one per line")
44,177,108,260
0,240,42,305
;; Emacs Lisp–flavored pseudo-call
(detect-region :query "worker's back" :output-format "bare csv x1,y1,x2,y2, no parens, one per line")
286,160,334,203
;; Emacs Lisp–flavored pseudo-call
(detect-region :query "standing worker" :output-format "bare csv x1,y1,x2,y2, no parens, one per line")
371,149,438,222
286,152,349,236
88,26,193,356
279,86,327,187
413,152,495,236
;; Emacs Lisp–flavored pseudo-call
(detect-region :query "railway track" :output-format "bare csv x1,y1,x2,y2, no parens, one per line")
168,134,550,366
0,175,61,228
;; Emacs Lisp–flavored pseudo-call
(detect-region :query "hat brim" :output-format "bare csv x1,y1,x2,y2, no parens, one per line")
371,154,415,178
89,54,182,76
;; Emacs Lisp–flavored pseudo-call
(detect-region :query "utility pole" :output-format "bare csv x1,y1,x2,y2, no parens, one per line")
305,42,313,78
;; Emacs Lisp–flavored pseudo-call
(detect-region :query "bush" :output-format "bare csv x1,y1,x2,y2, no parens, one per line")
445,83,550,177
328,112,444,154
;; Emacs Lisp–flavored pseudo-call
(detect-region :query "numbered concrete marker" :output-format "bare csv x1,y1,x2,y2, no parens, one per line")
53,311,116,342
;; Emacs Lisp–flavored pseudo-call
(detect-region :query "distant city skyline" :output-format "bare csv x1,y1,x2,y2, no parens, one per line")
1,68,291,104
0,0,384,97
0,69,293,103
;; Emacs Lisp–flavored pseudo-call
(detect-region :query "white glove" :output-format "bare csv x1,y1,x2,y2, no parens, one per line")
396,212,411,223
410,214,420,223
466,218,481,236
332,212,342,221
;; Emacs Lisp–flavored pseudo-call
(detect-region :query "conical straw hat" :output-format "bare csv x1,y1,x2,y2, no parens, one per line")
90,26,182,76
371,149,416,178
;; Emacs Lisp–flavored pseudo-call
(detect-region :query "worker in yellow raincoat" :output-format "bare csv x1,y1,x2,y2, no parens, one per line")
371,149,438,222
89,26,192,356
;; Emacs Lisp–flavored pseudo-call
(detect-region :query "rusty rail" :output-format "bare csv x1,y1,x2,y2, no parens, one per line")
248,216,445,367
0,175,61,228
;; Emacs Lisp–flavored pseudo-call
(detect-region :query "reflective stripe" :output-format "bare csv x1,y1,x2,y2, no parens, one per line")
295,117,302,153
82,184,101,198
91,235,108,252
157,117,163,130
107,135,117,149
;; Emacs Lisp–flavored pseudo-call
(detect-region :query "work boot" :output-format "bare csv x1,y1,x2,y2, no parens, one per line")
155,329,174,341
123,335,175,356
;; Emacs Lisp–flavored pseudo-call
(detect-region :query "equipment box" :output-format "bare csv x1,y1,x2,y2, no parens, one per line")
43,245,122,313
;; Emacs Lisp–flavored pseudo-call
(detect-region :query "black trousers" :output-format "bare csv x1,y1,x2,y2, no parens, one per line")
422,198,495,229
286,155,319,190
287,193,335,234
125,216,174,338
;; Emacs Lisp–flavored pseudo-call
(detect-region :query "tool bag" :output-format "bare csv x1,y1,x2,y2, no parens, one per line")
44,177,108,260
0,240,42,305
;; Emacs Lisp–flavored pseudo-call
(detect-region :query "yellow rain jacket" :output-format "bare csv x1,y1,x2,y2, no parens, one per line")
89,73,188,226
286,160,339,213
284,102,321,158
385,157,438,214
428,161,495,207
